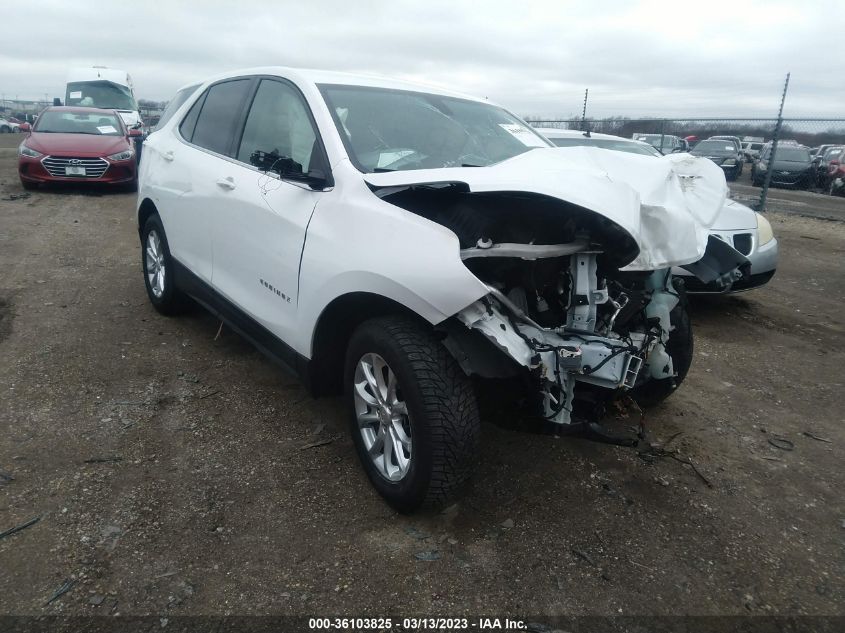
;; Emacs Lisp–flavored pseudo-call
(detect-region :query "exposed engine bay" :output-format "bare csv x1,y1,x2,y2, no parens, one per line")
376,184,747,425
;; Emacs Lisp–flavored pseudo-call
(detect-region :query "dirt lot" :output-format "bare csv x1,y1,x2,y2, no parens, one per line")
1,132,844,624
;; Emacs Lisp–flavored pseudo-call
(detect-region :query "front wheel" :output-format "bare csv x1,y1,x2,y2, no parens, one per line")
345,316,480,513
630,302,693,407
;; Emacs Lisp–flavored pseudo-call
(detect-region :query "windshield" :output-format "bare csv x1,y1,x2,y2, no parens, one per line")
692,140,736,154
318,84,550,172
65,81,137,111
765,147,811,162
551,136,662,157
34,110,124,136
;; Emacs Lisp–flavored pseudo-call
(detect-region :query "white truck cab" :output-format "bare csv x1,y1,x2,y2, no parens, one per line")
66,67,142,128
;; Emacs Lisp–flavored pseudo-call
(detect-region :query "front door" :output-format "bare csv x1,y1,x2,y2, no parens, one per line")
211,77,328,347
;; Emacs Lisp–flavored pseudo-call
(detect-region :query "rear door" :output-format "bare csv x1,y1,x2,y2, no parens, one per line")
160,79,253,285
210,77,330,346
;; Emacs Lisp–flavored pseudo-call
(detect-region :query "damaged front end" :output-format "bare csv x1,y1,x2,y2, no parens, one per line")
453,245,675,425
366,148,749,426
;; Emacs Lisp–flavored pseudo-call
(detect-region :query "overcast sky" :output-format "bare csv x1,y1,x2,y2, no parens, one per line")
1,0,842,118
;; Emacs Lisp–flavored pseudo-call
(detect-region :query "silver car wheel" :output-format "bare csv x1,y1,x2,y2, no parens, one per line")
353,353,412,482
145,230,166,299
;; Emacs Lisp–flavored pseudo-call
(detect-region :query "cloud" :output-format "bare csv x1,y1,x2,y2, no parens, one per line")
0,0,841,117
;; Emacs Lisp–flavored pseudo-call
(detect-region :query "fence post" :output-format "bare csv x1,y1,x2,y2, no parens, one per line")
758,73,791,212
581,88,589,132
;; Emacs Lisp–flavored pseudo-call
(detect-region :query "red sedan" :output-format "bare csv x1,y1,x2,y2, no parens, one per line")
18,106,140,191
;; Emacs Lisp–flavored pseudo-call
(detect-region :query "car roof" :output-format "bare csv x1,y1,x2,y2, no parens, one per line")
177,66,492,105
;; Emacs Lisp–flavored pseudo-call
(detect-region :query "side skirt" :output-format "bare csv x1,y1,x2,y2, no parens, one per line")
171,259,316,393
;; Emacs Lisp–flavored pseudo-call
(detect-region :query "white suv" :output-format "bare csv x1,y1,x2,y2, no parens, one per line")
137,67,745,512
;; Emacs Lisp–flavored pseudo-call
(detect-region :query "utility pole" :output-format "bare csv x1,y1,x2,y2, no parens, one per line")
758,73,790,212
580,88,589,131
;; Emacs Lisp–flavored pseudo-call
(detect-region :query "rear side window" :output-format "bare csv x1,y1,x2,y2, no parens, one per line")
183,79,252,155
236,79,320,174
156,84,200,131
179,92,205,141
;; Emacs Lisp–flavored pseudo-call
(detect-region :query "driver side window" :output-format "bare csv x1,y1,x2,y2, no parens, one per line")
237,79,319,174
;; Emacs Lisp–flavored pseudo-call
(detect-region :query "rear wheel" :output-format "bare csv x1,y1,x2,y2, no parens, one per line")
345,316,480,513
141,214,190,315
631,302,693,407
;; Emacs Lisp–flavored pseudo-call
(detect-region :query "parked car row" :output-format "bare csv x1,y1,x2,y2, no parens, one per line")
621,132,844,192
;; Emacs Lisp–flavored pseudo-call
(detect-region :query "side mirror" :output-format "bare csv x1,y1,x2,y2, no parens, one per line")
128,128,143,138
19,122,31,133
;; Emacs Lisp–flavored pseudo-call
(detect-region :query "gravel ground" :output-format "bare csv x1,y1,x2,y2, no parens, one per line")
0,133,843,623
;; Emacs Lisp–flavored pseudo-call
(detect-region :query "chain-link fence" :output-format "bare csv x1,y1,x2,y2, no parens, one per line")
525,117,845,210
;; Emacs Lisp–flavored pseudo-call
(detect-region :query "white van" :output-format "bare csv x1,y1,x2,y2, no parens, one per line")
65,67,142,128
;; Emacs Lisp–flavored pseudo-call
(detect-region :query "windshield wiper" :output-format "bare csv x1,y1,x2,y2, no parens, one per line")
373,167,395,172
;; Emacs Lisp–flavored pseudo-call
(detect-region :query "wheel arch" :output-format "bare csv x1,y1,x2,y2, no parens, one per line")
306,292,432,397
137,197,158,236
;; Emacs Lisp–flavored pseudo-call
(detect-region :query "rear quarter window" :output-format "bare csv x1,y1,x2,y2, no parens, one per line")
156,84,200,132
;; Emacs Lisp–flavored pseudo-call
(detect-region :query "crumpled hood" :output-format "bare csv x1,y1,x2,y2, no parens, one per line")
363,147,728,270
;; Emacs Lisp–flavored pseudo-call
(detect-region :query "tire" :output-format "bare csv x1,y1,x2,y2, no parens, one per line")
141,214,190,315
345,316,480,513
631,302,693,407
0,125,10,133
20,179,37,191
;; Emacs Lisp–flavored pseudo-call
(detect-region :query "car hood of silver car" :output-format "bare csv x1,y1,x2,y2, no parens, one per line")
712,198,758,231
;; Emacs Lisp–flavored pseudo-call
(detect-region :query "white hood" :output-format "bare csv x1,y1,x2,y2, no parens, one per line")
363,147,728,270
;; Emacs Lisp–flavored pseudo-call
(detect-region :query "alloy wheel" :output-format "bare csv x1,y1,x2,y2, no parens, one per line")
353,353,413,482
145,230,166,298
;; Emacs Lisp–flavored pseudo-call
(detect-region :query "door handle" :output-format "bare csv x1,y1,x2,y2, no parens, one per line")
216,177,236,190
162,150,174,162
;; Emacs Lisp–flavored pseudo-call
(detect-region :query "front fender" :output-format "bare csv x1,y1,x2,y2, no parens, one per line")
292,170,490,357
